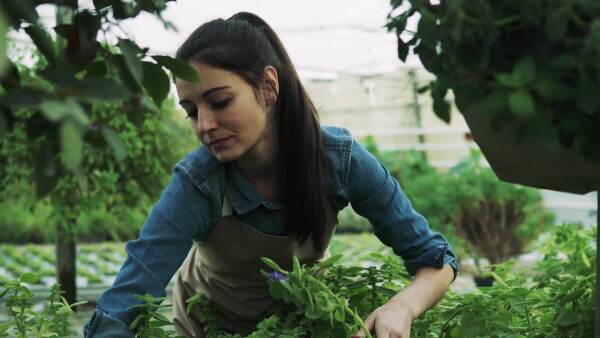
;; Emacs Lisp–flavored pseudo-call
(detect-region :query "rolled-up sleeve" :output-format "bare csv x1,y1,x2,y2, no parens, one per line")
84,166,215,337
345,139,458,281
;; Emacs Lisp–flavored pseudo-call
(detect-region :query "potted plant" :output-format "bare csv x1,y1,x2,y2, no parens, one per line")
386,0,600,194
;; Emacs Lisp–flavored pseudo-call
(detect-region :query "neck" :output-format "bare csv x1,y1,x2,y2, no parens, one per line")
235,122,278,179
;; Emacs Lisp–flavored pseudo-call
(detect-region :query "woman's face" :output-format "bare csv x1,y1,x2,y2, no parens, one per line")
175,62,278,164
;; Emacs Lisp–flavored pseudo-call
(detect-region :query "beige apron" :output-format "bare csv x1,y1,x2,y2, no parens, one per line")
172,196,337,337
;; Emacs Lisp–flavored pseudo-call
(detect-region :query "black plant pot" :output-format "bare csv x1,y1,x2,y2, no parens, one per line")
473,275,494,287
462,106,600,194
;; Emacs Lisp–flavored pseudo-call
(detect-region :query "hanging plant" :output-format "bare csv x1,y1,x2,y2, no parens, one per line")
387,0,600,193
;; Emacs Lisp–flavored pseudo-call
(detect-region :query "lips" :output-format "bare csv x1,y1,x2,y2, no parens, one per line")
208,136,234,147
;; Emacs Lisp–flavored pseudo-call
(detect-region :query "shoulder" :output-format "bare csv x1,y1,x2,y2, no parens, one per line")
321,125,353,151
321,126,354,194
172,146,226,204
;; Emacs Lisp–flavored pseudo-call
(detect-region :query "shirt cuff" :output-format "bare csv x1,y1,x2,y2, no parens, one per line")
84,309,134,338
402,242,459,282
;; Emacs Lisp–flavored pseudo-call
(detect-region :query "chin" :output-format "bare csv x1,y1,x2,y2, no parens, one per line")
212,150,240,163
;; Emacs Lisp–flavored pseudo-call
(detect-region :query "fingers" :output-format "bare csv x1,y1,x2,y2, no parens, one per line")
354,312,376,337
374,319,390,338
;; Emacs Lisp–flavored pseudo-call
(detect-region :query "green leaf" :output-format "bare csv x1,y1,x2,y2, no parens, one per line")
40,100,68,121
260,257,286,273
315,254,342,269
0,321,12,334
580,251,591,268
118,39,144,85
114,54,142,92
3,0,39,24
533,74,573,101
417,11,437,49
53,23,72,39
40,99,89,126
69,300,88,308
575,80,599,113
397,38,409,62
431,80,451,123
129,315,142,331
34,142,60,198
590,19,600,51
152,55,200,83
20,272,39,284
413,43,437,73
268,282,283,300
25,24,56,64
512,56,536,85
508,91,535,117
75,78,129,102
556,310,583,328
433,96,451,123
0,110,6,140
142,61,170,106
495,73,518,88
60,119,83,171
0,10,8,77
292,256,302,279
100,126,127,161
546,8,568,43
82,128,107,148
5,87,49,108
84,60,108,78
151,312,170,323
92,0,112,10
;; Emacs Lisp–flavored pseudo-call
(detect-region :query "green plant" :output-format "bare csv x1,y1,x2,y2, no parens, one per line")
0,273,85,337
0,0,200,303
361,136,435,186
412,223,595,338
129,294,178,338
444,152,554,268
335,206,372,234
387,0,600,161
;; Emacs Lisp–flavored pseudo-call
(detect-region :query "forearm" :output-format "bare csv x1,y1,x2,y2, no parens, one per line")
388,264,454,319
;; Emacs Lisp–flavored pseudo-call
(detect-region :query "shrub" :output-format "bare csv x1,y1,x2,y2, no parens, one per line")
444,152,555,266
335,206,372,234
0,198,54,244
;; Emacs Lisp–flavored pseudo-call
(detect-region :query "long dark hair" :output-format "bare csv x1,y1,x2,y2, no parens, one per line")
175,12,330,252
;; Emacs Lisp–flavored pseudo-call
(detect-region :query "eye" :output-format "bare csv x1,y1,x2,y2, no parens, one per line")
181,103,198,120
211,98,232,110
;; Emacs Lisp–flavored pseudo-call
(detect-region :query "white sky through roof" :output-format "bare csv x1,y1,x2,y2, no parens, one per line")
119,0,422,78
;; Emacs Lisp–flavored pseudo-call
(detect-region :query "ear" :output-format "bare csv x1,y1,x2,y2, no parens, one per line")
262,65,279,107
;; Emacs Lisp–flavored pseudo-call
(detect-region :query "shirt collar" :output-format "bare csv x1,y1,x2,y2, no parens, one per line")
225,164,284,215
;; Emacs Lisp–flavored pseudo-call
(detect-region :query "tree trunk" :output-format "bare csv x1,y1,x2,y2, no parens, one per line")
54,2,78,309
56,222,77,307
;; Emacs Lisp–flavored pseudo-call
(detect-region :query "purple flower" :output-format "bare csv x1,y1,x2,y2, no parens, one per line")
269,271,287,281
90,123,98,131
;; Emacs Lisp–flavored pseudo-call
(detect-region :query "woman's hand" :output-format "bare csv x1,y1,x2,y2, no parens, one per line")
353,301,415,338
353,264,454,338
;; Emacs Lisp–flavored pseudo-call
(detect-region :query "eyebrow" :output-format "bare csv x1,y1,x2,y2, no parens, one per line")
179,86,230,104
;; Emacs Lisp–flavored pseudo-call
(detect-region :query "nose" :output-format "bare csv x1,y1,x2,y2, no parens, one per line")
196,109,218,134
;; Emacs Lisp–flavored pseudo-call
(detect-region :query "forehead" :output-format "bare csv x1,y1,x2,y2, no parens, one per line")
175,62,245,96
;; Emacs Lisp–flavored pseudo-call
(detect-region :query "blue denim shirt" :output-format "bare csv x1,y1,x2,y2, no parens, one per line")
84,126,458,337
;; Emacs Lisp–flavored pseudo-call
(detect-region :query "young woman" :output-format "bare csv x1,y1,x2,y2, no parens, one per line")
84,12,457,338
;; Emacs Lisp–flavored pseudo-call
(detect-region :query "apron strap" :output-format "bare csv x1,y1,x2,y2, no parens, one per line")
221,192,233,217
